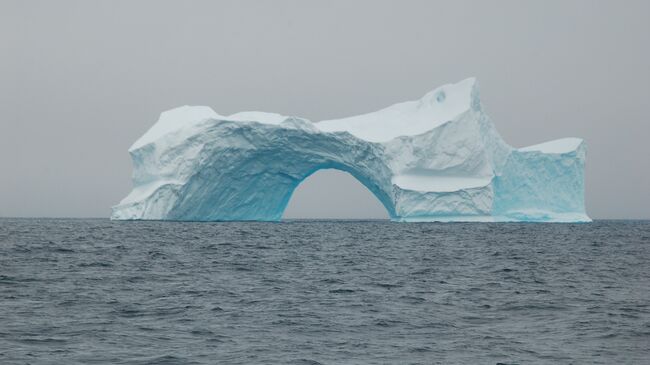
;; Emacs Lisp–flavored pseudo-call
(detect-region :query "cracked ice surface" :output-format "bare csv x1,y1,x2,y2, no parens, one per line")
112,78,590,222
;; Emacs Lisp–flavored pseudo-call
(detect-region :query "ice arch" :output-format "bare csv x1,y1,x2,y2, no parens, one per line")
112,78,590,222
113,115,398,221
283,169,391,219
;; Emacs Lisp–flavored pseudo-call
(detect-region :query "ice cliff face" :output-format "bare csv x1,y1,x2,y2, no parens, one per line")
112,78,590,222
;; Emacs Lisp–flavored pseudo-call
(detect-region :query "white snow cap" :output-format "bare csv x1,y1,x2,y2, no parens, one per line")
130,105,219,151
519,138,583,154
130,78,479,150
316,77,478,142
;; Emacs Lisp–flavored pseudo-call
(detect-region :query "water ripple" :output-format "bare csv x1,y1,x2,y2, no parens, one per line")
0,218,648,364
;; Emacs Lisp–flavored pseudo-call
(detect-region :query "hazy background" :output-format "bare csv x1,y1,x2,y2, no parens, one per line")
1,0,648,219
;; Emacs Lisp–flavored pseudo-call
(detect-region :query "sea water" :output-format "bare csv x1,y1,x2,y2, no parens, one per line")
0,219,648,364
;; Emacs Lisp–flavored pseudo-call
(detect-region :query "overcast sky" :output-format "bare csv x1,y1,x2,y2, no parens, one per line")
1,0,648,219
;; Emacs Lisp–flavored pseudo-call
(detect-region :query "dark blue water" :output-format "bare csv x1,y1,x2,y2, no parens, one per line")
0,219,648,364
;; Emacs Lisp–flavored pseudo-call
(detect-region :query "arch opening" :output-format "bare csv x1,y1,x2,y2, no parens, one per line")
282,168,391,220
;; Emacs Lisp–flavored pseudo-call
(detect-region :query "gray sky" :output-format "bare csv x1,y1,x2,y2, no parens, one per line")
1,0,648,219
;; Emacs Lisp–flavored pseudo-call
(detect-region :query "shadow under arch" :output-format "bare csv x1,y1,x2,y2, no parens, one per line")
277,162,396,220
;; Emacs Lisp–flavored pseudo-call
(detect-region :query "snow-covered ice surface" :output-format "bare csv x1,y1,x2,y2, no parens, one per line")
112,78,590,222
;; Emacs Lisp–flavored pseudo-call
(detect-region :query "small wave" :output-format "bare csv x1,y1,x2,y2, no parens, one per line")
289,359,323,365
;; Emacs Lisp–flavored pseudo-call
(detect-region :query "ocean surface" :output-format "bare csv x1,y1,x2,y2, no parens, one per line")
0,219,648,364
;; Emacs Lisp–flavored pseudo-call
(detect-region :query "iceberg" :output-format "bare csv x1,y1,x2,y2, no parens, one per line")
112,78,590,222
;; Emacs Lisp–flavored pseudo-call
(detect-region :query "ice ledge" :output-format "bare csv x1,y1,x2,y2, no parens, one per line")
392,175,492,192
519,137,584,154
